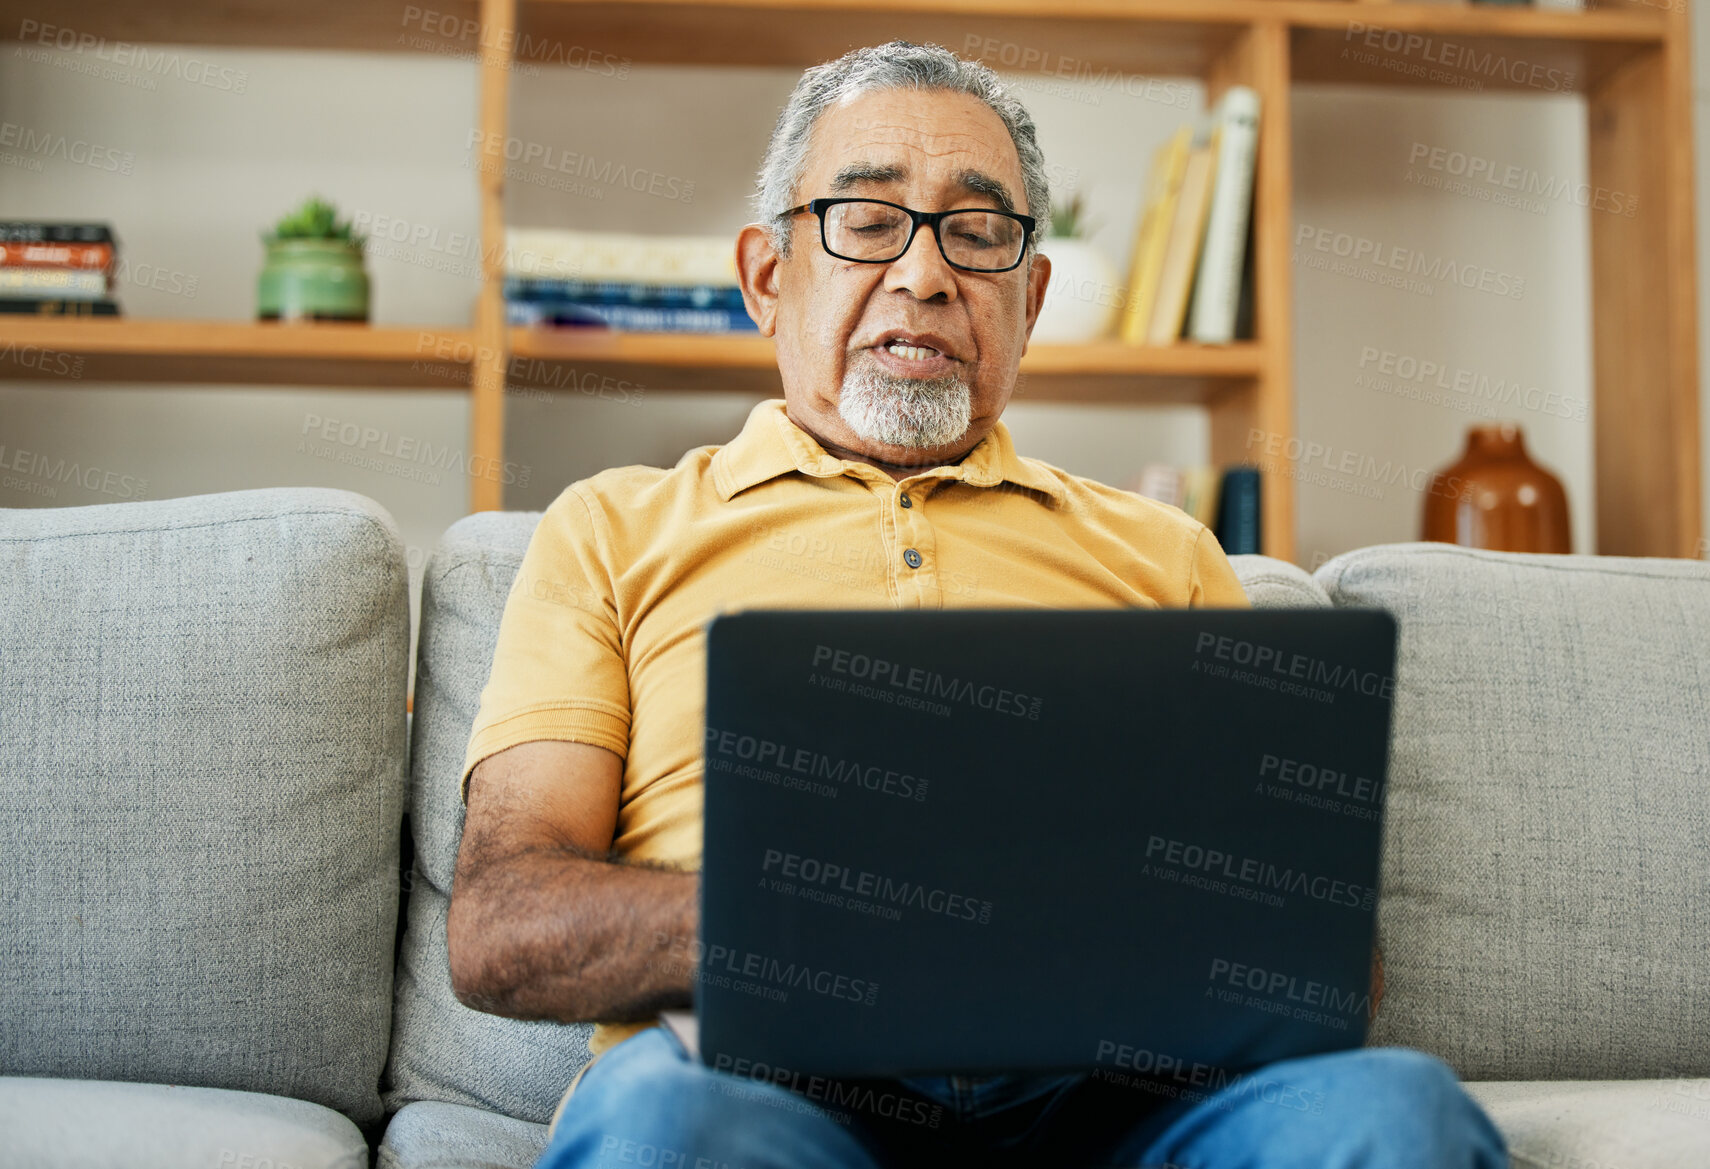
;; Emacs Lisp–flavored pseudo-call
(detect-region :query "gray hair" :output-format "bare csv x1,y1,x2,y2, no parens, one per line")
752,40,1050,261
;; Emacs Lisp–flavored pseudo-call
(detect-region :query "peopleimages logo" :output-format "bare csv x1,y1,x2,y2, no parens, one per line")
1406,142,1637,218
705,725,930,802
1193,631,1394,700
1208,958,1371,1017
1145,835,1375,911
711,1054,944,1129
653,936,879,1006
1342,22,1575,93
1258,755,1381,804
0,121,134,174
812,643,1043,720
1295,223,1525,300
464,130,695,202
1356,346,1588,423
297,413,530,487
0,444,147,500
761,848,994,925
1092,1041,1326,1115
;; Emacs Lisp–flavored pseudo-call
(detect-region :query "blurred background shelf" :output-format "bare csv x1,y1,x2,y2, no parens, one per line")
1,0,1663,79
0,0,1698,561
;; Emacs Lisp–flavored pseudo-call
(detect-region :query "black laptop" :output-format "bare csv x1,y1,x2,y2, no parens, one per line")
674,608,1397,1083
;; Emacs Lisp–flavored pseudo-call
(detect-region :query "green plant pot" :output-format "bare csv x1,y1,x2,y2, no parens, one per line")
257,238,369,322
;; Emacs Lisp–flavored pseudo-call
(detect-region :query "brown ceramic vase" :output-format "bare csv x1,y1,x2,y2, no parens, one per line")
1421,423,1571,553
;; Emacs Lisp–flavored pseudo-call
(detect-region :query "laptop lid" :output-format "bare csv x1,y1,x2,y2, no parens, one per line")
694,608,1397,1082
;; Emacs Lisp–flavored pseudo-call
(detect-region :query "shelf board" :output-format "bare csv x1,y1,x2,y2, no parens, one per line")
0,0,482,54
0,319,475,388
515,0,1665,81
517,0,1246,76
506,328,1262,403
0,0,1666,80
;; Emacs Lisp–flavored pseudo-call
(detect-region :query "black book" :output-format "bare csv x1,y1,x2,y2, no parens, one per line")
0,222,117,245
1214,465,1263,555
0,297,121,316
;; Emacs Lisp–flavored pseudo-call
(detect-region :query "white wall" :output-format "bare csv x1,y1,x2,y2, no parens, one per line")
2,11,1706,602
1289,86,1595,565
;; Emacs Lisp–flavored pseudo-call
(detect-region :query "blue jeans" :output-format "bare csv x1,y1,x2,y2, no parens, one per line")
537,1027,1507,1168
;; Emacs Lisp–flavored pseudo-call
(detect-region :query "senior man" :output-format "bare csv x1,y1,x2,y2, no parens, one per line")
447,39,1505,1169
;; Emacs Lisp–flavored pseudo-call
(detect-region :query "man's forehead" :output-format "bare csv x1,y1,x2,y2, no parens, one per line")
807,90,1024,208
827,160,1017,213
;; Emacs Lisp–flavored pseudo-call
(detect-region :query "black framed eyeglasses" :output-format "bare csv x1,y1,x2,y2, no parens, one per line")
780,197,1036,273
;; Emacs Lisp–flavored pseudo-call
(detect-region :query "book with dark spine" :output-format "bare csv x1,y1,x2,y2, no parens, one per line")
507,301,757,332
1214,466,1263,556
0,298,121,316
0,223,117,245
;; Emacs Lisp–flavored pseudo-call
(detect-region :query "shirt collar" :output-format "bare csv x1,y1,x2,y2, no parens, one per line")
712,398,1063,507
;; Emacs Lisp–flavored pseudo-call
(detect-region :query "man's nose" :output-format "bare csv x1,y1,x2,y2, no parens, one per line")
883,222,958,302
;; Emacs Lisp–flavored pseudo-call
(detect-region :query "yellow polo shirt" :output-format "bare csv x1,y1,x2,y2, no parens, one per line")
461,396,1249,1056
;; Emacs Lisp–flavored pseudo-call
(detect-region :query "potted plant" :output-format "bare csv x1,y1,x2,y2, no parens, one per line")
1032,193,1121,344
257,196,370,322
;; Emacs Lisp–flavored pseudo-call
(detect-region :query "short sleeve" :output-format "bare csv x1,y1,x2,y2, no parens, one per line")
459,486,632,804
1187,526,1251,609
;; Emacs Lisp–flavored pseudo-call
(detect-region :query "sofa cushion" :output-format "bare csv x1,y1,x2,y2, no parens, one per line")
379,1100,550,1169
1465,1080,1710,1169
384,512,595,1126
0,487,410,1126
1317,544,1710,1080
1228,554,1331,608
0,1076,369,1169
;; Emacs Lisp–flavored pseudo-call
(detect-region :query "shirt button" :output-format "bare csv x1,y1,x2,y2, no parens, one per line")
899,493,913,509
903,548,923,569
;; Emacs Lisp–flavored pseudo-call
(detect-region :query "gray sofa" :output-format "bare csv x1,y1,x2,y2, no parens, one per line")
3,485,1708,1168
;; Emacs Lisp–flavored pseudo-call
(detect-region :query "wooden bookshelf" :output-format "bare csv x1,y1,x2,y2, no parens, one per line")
0,319,475,388
0,0,1699,561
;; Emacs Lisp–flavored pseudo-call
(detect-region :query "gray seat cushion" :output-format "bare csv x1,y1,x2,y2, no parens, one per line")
0,1076,369,1169
1465,1080,1710,1168
380,1100,550,1169
1318,544,1710,1080
384,512,594,1126
1228,554,1330,608
0,487,410,1126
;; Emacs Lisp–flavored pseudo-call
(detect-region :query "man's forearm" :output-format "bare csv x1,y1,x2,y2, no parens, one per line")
448,845,697,1023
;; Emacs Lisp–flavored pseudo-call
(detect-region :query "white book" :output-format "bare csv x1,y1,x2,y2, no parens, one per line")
0,267,107,298
504,228,738,285
1134,463,1184,509
1187,86,1261,345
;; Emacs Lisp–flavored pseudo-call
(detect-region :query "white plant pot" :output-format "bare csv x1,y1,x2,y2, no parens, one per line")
1032,237,1122,344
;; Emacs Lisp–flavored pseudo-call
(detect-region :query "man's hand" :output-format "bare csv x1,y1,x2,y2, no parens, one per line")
446,740,698,1023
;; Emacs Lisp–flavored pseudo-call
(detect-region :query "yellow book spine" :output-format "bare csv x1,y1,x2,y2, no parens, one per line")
1146,127,1220,346
1118,126,1192,345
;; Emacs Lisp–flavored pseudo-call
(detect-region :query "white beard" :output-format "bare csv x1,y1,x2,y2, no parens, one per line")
837,357,972,450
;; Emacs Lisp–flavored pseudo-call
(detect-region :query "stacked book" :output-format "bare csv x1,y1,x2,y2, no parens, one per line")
0,222,121,317
1118,87,1260,346
1129,463,1262,555
504,228,754,333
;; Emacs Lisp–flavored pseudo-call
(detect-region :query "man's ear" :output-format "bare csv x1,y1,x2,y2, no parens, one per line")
736,223,783,337
1020,248,1051,352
